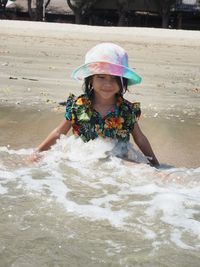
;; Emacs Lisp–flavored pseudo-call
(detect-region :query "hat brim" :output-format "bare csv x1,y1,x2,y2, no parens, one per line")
71,61,142,86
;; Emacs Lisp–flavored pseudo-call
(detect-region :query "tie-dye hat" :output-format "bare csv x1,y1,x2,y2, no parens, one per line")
71,43,142,86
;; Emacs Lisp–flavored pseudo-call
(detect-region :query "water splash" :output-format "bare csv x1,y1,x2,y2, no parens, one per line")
0,136,200,258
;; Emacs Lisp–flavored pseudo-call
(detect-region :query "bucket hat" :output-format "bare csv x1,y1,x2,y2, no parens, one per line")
71,43,142,86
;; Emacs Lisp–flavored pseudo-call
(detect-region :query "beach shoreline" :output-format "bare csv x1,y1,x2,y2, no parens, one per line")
0,20,200,110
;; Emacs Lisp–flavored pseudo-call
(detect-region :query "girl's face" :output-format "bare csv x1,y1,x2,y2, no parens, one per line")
91,74,120,100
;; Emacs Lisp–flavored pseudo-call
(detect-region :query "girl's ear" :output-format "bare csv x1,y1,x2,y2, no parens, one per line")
89,76,93,89
89,77,93,89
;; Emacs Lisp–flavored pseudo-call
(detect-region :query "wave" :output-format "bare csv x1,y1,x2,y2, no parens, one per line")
0,136,200,252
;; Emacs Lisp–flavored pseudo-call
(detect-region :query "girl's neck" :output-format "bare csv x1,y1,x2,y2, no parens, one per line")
92,94,117,118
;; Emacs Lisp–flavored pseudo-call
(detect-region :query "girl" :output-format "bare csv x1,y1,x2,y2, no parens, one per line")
28,43,159,167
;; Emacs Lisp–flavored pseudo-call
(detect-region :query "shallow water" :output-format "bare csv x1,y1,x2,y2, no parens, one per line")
1,105,200,167
0,106,200,266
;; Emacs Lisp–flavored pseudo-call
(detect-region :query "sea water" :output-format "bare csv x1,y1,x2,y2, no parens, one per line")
0,107,200,267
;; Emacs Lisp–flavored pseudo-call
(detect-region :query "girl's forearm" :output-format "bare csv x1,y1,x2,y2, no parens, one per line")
36,120,72,153
26,130,60,163
132,123,159,167
36,129,61,152
136,136,159,166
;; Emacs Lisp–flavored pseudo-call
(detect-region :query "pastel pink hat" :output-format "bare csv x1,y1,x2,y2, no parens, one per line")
71,43,142,86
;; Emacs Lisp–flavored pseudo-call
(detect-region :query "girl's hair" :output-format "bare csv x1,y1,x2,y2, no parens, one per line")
83,75,128,98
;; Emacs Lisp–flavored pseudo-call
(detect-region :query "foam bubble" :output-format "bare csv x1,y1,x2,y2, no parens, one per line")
0,184,8,195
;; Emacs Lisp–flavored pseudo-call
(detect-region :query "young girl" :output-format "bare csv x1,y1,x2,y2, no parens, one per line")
28,43,159,167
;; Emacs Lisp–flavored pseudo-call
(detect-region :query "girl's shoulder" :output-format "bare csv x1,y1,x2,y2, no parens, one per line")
65,93,89,120
121,97,140,110
121,97,141,119
68,93,91,106
66,93,88,104
65,94,92,112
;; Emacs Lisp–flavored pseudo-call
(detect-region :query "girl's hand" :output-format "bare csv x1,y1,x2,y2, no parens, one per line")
26,151,42,163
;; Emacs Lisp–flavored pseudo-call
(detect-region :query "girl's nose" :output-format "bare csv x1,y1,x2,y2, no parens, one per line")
103,76,114,86
104,80,112,87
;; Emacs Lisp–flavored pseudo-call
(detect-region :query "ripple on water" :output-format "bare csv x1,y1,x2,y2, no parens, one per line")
0,137,200,266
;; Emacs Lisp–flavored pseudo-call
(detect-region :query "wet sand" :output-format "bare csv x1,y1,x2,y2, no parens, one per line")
0,20,200,167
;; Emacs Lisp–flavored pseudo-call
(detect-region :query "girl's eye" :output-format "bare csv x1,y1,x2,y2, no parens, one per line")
96,75,117,81
97,75,105,79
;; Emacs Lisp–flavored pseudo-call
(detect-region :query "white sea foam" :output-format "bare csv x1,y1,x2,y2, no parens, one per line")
0,146,33,155
0,136,200,251
0,184,8,195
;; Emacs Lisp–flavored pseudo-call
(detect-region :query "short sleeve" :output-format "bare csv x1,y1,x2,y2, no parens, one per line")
65,94,76,121
132,102,141,120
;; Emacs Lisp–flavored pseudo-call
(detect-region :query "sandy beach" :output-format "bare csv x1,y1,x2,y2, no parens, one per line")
0,20,200,167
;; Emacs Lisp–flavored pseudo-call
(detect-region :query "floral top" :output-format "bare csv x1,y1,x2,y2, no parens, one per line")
65,94,141,143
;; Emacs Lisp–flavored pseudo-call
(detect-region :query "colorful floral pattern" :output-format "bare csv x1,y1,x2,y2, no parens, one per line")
65,94,141,143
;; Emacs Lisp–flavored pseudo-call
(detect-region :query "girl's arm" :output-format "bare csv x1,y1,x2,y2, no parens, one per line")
132,122,159,167
36,120,71,152
27,120,71,162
